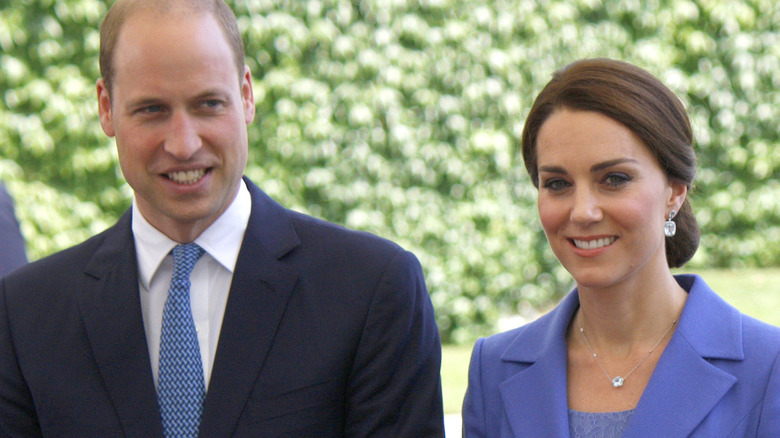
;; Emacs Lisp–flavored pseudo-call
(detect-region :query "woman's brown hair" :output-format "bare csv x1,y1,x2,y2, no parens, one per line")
521,58,699,268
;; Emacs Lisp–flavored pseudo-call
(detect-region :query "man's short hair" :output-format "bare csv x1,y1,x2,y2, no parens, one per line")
99,0,245,92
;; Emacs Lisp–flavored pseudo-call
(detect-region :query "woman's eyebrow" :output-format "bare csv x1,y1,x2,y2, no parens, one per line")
539,158,638,175
591,158,638,172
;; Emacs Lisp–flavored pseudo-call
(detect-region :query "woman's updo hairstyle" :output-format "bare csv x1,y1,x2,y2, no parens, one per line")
520,58,699,268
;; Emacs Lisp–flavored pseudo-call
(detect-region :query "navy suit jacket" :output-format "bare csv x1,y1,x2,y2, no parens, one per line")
463,274,780,437
0,178,444,437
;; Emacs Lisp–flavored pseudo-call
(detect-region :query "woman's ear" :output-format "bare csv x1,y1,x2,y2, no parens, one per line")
667,180,688,214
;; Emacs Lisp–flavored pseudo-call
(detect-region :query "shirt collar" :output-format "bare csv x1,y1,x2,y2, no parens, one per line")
132,179,252,290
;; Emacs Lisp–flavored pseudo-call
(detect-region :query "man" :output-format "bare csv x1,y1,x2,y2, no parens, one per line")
0,0,444,436
0,183,27,276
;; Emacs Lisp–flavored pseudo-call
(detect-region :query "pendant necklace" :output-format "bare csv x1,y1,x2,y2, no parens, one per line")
578,314,678,388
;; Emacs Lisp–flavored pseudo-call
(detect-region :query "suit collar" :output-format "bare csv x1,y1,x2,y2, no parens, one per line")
199,178,301,437
132,179,252,289
237,176,300,258
78,178,304,437
496,275,744,437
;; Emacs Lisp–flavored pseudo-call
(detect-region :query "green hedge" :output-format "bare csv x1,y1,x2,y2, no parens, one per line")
1,0,777,342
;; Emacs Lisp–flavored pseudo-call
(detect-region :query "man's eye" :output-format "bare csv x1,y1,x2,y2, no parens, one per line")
138,105,163,114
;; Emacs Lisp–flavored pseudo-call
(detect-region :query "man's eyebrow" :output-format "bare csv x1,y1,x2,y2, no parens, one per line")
123,89,232,108
193,89,231,99
124,97,162,109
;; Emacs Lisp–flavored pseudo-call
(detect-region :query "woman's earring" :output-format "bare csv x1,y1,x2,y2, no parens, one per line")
664,210,677,237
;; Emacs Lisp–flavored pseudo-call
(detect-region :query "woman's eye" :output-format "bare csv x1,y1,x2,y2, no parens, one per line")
542,178,570,191
604,173,631,187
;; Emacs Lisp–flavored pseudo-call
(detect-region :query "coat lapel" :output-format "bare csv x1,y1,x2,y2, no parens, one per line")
624,275,743,437
495,275,743,437
199,179,300,437
499,292,579,438
78,211,164,437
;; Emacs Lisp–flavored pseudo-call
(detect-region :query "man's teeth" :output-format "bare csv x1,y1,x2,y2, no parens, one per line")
573,237,616,250
167,169,205,184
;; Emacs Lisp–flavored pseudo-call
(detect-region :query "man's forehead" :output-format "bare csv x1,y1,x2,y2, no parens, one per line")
113,6,220,58
112,1,213,53
111,26,240,98
119,2,210,30
112,0,208,16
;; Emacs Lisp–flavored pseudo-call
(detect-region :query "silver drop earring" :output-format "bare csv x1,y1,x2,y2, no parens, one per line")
664,210,677,237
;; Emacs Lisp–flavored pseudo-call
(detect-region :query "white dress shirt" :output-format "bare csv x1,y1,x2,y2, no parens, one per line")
132,180,251,389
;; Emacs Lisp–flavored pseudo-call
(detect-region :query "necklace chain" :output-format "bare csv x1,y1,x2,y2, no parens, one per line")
578,316,678,388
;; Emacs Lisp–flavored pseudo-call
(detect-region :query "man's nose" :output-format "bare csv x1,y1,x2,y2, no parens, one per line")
164,112,202,160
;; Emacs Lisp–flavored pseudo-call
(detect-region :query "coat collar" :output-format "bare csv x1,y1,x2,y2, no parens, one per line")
497,274,743,437
625,275,741,436
498,290,577,437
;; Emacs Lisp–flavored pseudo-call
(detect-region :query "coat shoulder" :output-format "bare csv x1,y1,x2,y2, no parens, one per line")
741,314,780,360
4,225,115,284
286,209,407,259
1,217,131,309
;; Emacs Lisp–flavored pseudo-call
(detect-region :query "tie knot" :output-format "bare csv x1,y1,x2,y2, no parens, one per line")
172,243,205,278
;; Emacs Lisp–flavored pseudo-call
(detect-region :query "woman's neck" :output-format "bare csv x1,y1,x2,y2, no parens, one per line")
574,272,687,353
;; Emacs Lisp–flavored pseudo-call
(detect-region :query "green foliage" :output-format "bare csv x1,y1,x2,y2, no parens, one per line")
1,0,778,342
1,0,122,259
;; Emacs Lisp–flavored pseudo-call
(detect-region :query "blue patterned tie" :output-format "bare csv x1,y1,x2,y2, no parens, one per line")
158,243,206,438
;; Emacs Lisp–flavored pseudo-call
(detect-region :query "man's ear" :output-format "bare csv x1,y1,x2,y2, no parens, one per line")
241,65,256,125
96,79,116,137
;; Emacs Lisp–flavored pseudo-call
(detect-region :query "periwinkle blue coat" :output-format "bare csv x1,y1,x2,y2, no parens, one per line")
463,275,780,437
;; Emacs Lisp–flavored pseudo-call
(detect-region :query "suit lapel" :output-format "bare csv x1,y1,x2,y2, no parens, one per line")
199,179,300,437
499,292,579,438
78,211,164,437
624,275,742,437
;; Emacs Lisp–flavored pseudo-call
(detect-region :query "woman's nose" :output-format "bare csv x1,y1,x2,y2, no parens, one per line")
569,188,603,225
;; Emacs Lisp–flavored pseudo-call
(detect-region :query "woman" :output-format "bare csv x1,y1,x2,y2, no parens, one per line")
462,58,780,437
